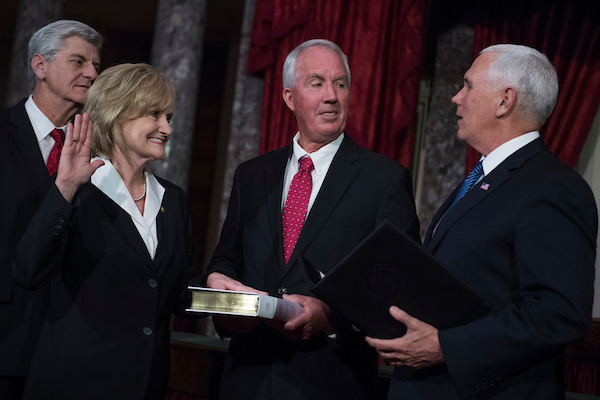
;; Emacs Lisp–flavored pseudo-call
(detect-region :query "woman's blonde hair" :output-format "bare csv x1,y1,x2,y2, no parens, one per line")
82,63,175,159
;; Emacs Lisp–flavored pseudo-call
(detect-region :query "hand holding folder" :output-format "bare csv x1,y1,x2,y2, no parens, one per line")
303,220,485,339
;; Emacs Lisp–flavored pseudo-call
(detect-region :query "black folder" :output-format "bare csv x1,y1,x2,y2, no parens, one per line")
303,220,484,339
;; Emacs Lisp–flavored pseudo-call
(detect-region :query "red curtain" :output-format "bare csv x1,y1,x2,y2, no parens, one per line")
464,0,600,173
565,358,600,395
247,0,426,170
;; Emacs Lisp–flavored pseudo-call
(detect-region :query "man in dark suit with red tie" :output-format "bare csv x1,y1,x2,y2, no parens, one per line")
0,20,101,399
205,39,421,400
367,44,597,400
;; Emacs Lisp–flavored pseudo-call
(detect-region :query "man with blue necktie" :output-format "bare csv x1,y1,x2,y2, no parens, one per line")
367,44,597,400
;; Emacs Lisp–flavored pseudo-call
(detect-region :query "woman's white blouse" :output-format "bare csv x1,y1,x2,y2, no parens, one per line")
90,158,165,259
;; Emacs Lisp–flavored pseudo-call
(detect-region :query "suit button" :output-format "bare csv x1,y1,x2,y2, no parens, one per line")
143,327,153,336
277,287,287,295
148,278,157,288
58,214,66,223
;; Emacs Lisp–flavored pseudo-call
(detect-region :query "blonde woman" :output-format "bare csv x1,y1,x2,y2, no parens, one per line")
14,63,199,400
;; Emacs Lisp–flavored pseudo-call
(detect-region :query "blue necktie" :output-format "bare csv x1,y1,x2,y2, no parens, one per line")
451,161,484,207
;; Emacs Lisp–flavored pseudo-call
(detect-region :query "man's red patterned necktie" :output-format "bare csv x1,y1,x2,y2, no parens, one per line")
47,128,64,176
282,156,314,265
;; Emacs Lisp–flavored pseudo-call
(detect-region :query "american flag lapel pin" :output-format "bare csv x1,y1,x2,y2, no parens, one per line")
480,182,490,190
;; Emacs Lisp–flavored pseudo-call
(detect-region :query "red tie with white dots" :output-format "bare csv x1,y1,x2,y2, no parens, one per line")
282,156,314,265
47,128,64,176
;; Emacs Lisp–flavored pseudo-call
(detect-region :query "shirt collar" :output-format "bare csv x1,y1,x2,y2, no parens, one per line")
481,131,540,175
24,95,68,141
291,132,344,175
90,158,165,227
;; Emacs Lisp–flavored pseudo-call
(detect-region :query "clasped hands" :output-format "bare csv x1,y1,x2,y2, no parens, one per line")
207,272,334,341
365,306,445,370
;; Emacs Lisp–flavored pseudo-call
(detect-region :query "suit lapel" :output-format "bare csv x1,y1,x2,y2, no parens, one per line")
425,138,548,253
154,192,169,270
283,136,360,275
423,185,459,249
9,100,52,192
90,186,155,270
264,146,292,270
426,167,512,252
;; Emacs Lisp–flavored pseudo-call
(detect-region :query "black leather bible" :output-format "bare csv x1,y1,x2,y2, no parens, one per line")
303,220,485,339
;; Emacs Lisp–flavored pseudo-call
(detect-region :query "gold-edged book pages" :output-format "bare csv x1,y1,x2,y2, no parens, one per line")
187,286,303,322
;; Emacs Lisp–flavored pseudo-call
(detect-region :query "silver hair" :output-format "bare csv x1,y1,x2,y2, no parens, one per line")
480,44,558,126
282,39,351,89
28,20,103,91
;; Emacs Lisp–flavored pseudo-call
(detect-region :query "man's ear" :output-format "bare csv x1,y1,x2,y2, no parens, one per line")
283,88,295,112
496,87,517,118
31,53,47,82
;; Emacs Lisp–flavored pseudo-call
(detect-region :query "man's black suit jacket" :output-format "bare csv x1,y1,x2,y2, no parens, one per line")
207,134,421,400
389,138,597,400
0,99,51,376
